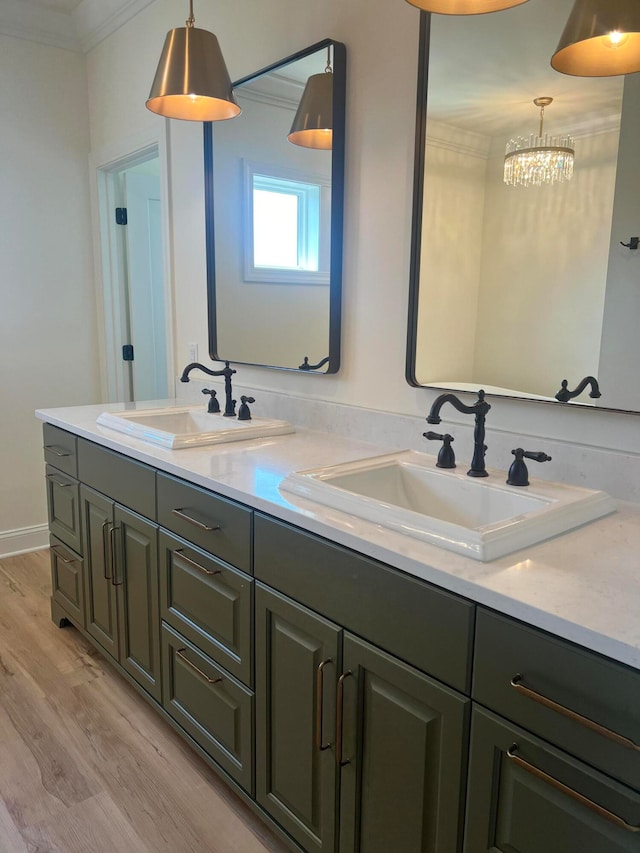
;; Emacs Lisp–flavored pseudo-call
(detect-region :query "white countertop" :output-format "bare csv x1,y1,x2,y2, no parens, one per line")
37,401,640,672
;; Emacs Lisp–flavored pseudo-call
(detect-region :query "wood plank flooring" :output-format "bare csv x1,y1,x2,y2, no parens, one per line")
0,550,289,853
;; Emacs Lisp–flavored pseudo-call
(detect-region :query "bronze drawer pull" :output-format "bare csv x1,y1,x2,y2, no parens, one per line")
174,549,221,576
47,474,72,488
45,445,71,457
507,744,639,833
176,649,223,684
102,520,112,580
316,659,333,751
51,546,74,564
110,526,123,586
172,508,221,532
336,671,353,767
510,674,640,752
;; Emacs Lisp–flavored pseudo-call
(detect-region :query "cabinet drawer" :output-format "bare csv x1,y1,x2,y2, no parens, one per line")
77,439,155,520
465,707,640,853
49,535,84,626
159,531,253,686
473,609,640,791
254,513,475,693
46,465,82,553
161,623,253,794
43,423,78,478
157,474,251,573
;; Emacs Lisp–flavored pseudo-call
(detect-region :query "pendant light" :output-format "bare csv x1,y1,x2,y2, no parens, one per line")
504,98,575,187
404,0,528,15
146,0,240,122
551,0,640,77
288,48,333,150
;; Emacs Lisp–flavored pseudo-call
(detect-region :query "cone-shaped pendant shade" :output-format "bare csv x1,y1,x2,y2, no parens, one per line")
551,0,640,76
146,25,240,121
404,0,528,14
288,72,333,150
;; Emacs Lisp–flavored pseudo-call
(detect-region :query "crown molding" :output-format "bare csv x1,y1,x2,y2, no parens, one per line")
0,0,154,53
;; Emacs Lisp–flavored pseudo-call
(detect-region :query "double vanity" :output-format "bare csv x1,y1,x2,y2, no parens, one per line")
38,400,640,853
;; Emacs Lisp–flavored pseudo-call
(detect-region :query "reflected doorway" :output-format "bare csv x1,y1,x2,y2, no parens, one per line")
97,145,170,402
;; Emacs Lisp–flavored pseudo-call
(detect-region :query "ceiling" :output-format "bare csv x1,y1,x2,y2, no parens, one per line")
0,0,153,51
426,0,624,139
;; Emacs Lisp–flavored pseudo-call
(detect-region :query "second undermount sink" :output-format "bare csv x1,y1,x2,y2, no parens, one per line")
97,406,294,449
280,450,616,561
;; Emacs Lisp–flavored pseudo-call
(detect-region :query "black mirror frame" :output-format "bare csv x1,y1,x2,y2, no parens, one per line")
204,38,346,374
406,13,431,388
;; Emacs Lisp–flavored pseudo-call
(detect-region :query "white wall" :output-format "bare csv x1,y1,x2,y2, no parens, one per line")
0,34,99,555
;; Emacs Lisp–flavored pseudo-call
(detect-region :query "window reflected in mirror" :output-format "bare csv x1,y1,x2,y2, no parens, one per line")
205,40,345,373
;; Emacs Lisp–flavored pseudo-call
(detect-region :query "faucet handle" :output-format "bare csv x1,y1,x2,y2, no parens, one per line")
507,448,552,487
202,388,220,413
423,431,456,469
237,396,255,421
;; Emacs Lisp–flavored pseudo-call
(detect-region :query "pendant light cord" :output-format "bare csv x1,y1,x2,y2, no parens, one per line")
187,0,194,28
325,45,332,74
539,103,545,138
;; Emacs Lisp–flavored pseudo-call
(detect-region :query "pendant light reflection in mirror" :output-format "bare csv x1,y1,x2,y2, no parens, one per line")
288,47,334,150
146,0,240,121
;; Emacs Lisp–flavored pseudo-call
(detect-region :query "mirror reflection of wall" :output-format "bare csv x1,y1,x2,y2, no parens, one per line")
409,0,640,412
206,41,345,373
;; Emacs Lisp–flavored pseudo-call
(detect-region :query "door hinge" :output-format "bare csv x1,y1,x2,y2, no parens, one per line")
115,207,128,225
122,344,134,361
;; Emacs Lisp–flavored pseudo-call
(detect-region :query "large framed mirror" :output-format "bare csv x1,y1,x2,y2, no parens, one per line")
204,39,346,374
407,4,640,413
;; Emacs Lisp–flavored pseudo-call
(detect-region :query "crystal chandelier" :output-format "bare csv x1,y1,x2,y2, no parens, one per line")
504,98,575,187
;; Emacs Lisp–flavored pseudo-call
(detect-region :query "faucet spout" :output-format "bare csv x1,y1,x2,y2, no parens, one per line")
426,390,491,478
555,376,601,403
180,361,237,417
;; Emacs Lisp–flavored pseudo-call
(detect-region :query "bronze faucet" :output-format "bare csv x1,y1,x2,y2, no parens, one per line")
426,390,491,477
180,361,237,417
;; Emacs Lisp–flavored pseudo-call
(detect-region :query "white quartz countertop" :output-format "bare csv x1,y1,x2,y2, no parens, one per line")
37,401,640,671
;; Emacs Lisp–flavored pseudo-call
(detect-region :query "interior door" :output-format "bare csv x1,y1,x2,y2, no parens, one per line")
123,170,168,401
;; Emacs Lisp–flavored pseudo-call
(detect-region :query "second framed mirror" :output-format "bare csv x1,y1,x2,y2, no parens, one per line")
204,39,346,374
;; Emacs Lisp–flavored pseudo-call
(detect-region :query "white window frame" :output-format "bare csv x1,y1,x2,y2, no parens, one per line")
243,159,331,285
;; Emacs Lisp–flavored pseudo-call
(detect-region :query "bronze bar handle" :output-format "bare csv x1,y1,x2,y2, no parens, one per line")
336,671,353,767
45,444,71,457
47,474,71,488
507,744,639,833
175,548,221,577
172,508,221,532
511,674,640,752
51,546,74,564
110,525,123,586
315,659,333,751
102,520,112,580
176,649,223,685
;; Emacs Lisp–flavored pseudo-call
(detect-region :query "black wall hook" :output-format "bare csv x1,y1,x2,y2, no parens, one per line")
620,237,639,250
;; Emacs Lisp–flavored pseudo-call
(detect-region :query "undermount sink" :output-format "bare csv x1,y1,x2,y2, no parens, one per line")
280,450,616,561
97,406,294,449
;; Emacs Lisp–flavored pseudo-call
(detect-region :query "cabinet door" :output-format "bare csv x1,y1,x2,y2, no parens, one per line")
256,584,341,853
46,466,82,554
339,633,470,853
114,505,160,701
49,535,84,626
81,486,119,659
464,707,640,853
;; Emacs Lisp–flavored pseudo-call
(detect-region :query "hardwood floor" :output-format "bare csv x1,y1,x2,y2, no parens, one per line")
0,550,289,853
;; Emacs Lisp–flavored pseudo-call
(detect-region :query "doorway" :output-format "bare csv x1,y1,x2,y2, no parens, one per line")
95,143,172,403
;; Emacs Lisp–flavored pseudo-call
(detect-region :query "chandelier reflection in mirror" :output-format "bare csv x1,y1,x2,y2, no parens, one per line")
504,97,575,187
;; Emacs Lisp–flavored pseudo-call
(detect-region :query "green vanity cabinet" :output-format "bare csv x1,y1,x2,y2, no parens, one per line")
338,633,470,853
464,707,640,853
49,534,84,626
256,584,341,852
255,583,470,853
80,484,161,702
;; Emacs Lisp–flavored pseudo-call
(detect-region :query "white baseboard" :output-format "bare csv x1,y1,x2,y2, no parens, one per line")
0,525,49,559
